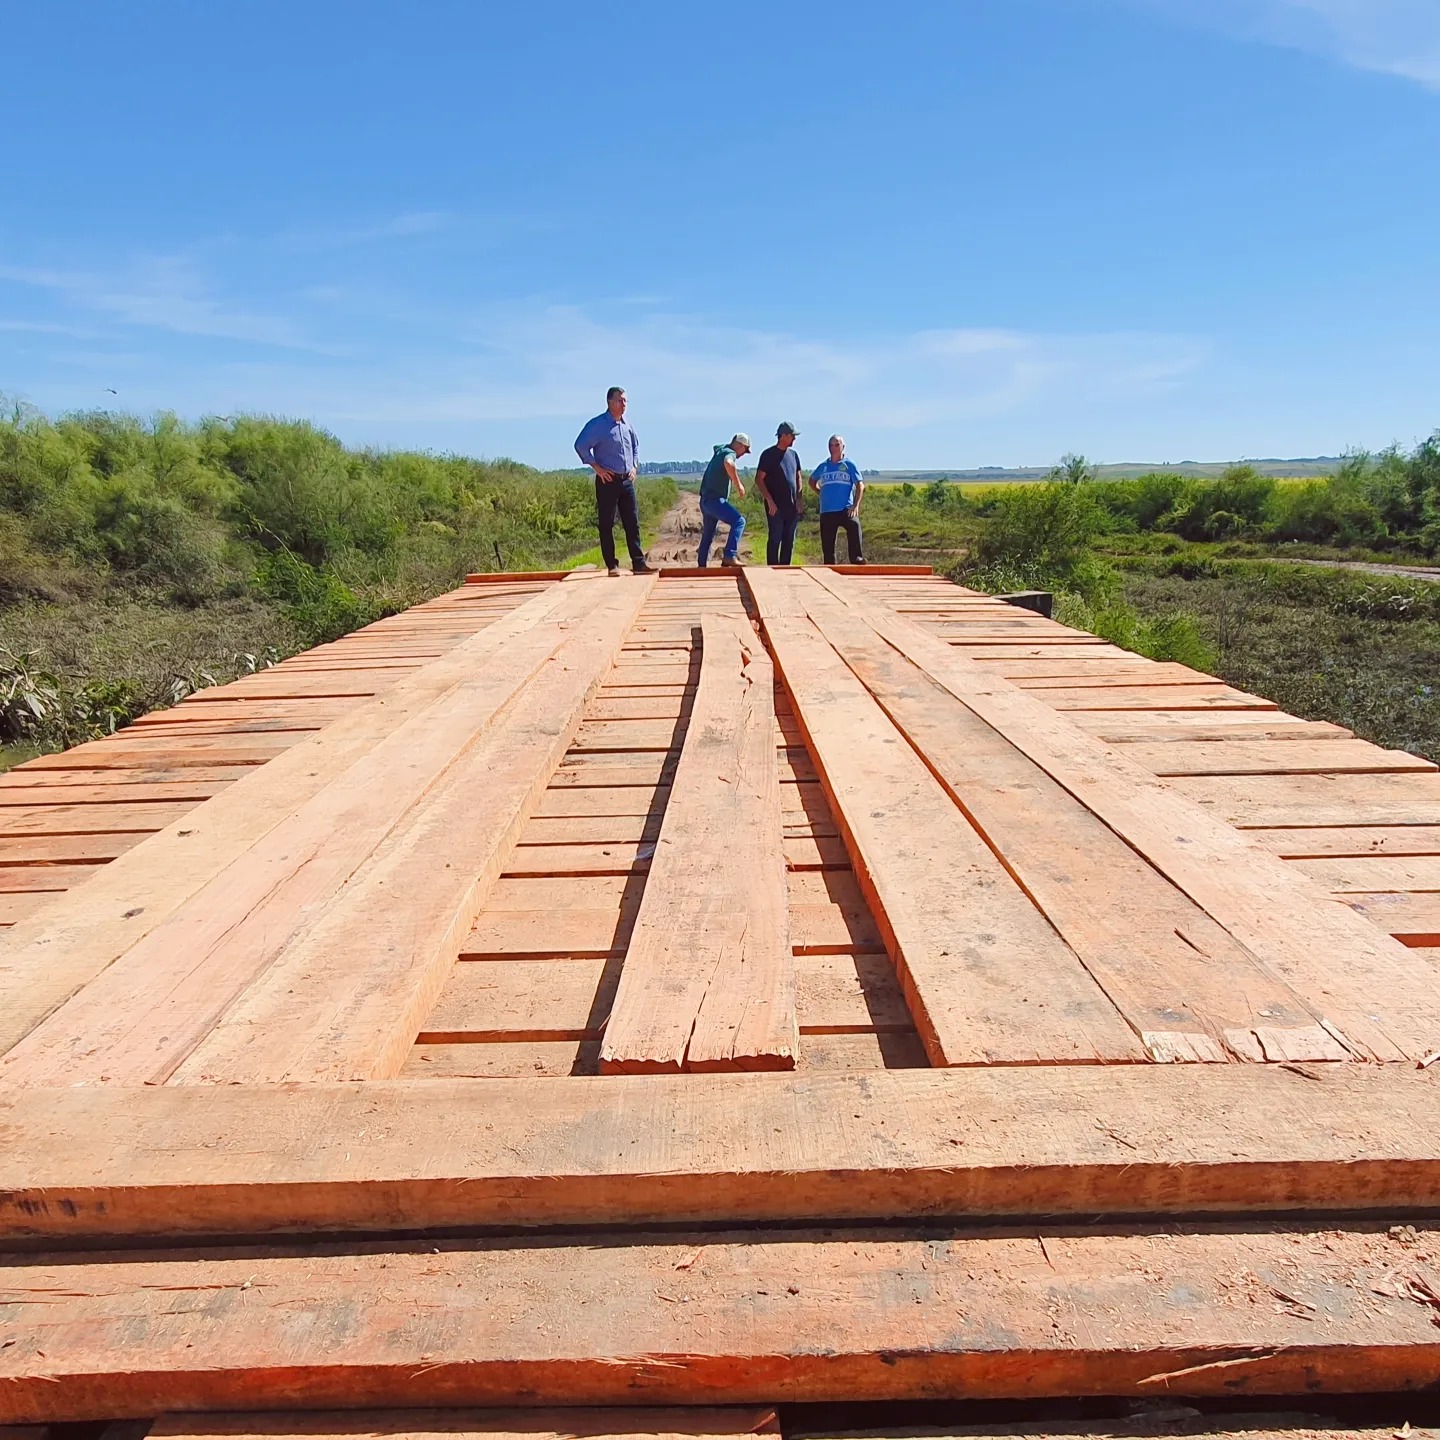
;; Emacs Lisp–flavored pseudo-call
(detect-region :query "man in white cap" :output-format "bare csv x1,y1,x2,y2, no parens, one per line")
696,433,752,567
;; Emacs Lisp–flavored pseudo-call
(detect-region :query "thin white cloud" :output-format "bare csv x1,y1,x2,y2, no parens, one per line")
1135,0,1440,87
0,256,342,352
329,304,1206,437
0,245,1209,466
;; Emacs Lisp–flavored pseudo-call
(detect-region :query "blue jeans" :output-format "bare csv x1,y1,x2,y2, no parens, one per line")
697,493,745,566
765,502,800,566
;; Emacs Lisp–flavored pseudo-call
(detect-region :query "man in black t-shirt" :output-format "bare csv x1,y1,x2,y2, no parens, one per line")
754,422,803,566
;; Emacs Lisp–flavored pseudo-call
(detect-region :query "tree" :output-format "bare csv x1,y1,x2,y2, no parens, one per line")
1048,453,1096,485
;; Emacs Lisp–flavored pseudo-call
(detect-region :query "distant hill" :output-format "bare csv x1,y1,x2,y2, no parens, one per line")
866,458,1343,483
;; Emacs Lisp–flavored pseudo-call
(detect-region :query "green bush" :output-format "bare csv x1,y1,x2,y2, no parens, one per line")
968,481,1101,576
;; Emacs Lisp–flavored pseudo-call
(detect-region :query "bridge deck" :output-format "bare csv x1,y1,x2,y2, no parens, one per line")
1,566,1438,1432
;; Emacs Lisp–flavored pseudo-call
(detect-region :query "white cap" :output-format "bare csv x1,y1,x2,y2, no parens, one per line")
730,433,751,450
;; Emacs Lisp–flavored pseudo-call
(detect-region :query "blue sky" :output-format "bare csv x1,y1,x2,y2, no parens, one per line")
3,0,1438,469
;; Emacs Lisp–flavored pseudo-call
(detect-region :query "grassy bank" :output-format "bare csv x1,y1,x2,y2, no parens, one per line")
0,402,674,762
1118,559,1440,763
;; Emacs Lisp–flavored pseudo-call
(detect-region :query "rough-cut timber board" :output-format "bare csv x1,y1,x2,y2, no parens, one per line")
799,1421,1440,1439
745,570,1143,1066
797,585,1343,1065
172,576,657,1084
3,1224,1439,1420
1251,826,1440,859
0,580,570,1059
807,569,1440,1064
0,582,610,1088
154,1409,779,1440
601,614,796,1073
1124,739,1435,777
1,1067,1436,1240
1298,855,1440,892
1170,772,1440,828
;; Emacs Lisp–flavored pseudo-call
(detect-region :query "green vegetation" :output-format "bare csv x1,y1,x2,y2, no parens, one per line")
1081,441,1440,554
1120,562,1440,763
830,461,1439,762
0,401,674,759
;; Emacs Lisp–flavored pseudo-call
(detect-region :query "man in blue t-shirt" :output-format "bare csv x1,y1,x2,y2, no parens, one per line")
808,433,865,564
754,422,803,566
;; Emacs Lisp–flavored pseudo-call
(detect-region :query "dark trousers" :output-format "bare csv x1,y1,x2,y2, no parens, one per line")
595,476,646,571
765,504,800,566
819,510,864,564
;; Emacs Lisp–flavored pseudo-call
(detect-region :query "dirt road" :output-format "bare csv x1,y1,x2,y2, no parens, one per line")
646,490,756,567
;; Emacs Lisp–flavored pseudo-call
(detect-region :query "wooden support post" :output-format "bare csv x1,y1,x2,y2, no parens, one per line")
601,613,797,1072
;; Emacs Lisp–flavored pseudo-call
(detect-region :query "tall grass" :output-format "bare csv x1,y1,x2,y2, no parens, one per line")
0,401,675,756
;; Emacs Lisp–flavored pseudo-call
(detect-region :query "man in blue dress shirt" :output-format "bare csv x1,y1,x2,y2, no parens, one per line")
574,387,655,576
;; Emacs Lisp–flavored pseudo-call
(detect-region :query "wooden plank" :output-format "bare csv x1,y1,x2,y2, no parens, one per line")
404,1040,602,1077
1340,891,1440,946
0,581,582,1070
1073,716,1350,743
3,1066,1438,1240
466,570,569,582
744,569,1141,1066
536,786,671,817
0,893,51,925
799,1421,1440,1439
1252,826,1440,858
0,780,229,806
154,1409,779,1440
0,801,194,834
171,576,657,1084
795,586,1345,1064
1027,685,1278,711
1171,772,1440,828
421,952,901,1040
1296,855,1440,892
601,614,796,1073
0,865,97,893
0,763,255,788
807,568,1440,1064
1124,739,1435,777
421,957,618,1040
3,1224,1440,1420
0,834,142,864
12,730,419,771
799,1030,929,1069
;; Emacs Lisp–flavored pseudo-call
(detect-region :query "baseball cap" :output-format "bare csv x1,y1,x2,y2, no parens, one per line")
730,433,752,450
776,422,799,437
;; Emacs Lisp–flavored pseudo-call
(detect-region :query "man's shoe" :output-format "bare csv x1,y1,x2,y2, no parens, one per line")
721,555,743,568
633,562,657,575
607,566,621,577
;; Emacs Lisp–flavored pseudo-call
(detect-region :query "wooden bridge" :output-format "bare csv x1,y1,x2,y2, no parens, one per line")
1,564,1438,1440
